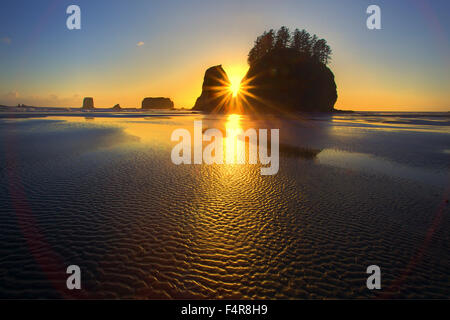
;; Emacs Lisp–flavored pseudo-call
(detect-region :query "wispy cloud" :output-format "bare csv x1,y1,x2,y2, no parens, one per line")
1,37,11,45
137,41,144,47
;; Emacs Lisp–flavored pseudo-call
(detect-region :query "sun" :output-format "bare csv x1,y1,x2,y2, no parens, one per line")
229,76,242,97
208,65,250,113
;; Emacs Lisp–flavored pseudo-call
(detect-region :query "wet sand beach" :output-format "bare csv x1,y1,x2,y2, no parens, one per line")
0,112,448,298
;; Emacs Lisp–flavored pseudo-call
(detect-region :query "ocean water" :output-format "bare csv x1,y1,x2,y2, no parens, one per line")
0,111,448,299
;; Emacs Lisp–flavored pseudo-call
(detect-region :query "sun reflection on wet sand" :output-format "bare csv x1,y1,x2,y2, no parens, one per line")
224,114,245,165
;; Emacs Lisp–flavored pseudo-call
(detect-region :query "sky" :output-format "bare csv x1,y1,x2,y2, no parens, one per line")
0,0,449,111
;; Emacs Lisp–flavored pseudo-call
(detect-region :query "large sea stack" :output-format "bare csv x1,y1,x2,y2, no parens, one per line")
141,97,174,109
193,65,231,113
242,48,337,113
82,97,94,109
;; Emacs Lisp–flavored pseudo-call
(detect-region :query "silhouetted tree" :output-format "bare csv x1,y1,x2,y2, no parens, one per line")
311,39,332,64
261,29,275,54
312,39,325,62
248,29,275,65
321,42,332,64
291,29,312,55
274,26,290,49
248,36,262,65
291,29,302,51
309,34,318,56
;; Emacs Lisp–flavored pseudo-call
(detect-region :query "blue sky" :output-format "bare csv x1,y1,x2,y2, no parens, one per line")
0,0,449,110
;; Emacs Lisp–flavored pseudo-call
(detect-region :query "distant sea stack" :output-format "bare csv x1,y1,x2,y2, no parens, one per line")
82,97,94,109
112,104,121,111
193,65,231,113
141,97,174,109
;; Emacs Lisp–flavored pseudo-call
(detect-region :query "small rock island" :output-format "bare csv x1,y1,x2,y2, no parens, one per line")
82,97,95,110
193,65,231,113
142,97,174,109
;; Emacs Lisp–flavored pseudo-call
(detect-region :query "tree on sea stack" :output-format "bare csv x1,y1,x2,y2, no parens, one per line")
274,26,291,49
248,26,332,66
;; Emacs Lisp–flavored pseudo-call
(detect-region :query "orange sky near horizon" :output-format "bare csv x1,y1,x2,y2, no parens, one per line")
14,58,448,112
3,51,449,112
